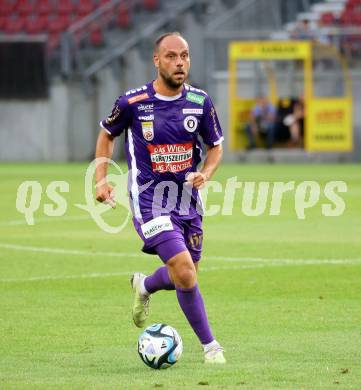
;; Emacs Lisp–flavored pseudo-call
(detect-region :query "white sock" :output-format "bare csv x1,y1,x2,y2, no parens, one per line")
203,339,219,352
140,276,150,296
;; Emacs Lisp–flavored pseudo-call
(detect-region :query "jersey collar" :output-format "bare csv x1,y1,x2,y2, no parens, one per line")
150,80,186,101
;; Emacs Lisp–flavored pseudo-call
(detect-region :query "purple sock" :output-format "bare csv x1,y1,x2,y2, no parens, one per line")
144,266,175,294
176,284,214,345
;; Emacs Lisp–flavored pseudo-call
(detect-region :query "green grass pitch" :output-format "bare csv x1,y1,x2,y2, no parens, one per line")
0,163,360,389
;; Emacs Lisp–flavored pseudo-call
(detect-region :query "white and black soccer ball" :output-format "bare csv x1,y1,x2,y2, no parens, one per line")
137,323,183,369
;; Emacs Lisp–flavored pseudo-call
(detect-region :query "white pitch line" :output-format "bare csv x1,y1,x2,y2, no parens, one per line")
1,242,361,265
0,271,133,283
1,260,361,283
0,243,143,258
0,265,260,283
207,256,361,265
0,215,91,226
0,267,252,283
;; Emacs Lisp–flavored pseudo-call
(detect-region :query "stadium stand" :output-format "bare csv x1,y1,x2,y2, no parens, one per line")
1,0,361,162
5,0,349,76
265,0,361,64
0,0,160,52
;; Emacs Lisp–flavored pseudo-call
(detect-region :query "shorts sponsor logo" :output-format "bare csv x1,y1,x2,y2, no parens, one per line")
182,108,203,115
186,92,205,106
138,103,154,112
141,121,154,141
141,215,173,239
184,116,198,132
147,143,193,173
128,93,149,104
138,114,154,121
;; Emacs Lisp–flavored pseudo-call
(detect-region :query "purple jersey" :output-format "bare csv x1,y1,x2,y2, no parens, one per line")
100,81,223,224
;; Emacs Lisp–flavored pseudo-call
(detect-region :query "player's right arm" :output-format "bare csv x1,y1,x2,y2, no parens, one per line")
95,95,132,206
95,130,116,206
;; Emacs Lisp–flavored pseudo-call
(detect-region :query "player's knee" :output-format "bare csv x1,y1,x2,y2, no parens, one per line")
175,267,196,289
167,255,197,289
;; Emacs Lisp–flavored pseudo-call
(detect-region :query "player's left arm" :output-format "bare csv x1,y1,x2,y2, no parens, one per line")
186,95,224,190
186,144,223,189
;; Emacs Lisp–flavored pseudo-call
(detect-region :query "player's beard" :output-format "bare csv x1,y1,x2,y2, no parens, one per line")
159,67,188,90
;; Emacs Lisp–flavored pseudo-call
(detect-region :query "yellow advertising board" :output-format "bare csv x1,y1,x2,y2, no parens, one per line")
229,41,353,152
230,99,256,149
306,98,353,151
229,41,311,60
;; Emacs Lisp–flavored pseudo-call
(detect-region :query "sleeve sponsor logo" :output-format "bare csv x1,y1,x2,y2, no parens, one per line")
186,92,205,106
147,143,193,173
105,106,121,124
182,108,203,115
185,84,207,95
141,215,173,239
210,107,220,136
125,85,147,96
128,93,149,104
183,115,198,132
141,121,154,141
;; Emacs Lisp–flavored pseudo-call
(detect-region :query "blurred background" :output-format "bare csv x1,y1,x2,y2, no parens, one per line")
0,0,360,163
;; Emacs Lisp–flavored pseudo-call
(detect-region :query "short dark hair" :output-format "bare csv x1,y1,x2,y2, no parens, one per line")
154,32,186,52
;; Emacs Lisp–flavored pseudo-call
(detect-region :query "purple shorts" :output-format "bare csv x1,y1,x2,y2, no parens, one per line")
133,213,203,263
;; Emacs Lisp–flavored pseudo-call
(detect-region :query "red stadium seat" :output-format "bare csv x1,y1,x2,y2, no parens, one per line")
48,15,68,34
0,0,15,16
320,12,335,26
0,16,6,30
117,4,130,28
90,27,103,46
37,14,49,30
57,14,71,30
17,0,35,16
24,15,42,34
4,16,25,34
144,0,158,11
37,0,54,16
354,13,361,25
346,0,361,8
58,0,74,15
77,0,95,16
340,10,354,25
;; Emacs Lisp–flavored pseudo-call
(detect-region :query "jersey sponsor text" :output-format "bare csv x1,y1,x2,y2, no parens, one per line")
147,143,193,173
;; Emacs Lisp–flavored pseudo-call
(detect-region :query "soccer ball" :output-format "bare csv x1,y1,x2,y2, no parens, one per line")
137,323,183,369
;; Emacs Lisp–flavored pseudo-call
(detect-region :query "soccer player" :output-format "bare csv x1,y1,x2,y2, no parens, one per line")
95,32,225,363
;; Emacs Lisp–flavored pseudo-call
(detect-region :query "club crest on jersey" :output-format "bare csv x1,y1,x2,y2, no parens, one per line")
141,121,154,141
183,115,198,133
